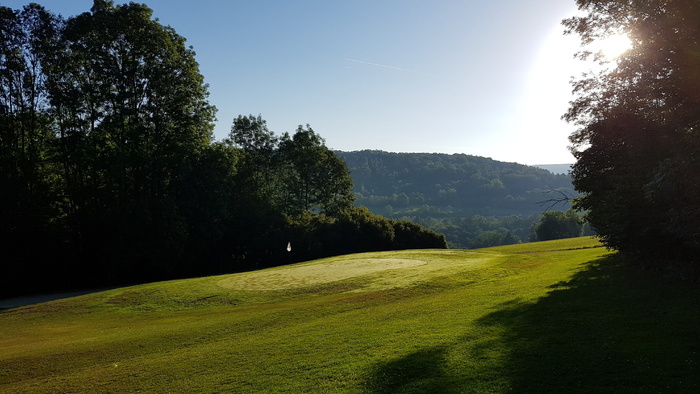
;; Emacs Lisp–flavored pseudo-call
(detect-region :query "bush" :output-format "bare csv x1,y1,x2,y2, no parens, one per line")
533,210,584,241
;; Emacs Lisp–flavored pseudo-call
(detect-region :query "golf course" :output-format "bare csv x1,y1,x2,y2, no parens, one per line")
2,237,699,392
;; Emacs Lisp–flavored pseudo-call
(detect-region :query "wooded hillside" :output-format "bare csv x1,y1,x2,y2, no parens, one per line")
338,150,579,247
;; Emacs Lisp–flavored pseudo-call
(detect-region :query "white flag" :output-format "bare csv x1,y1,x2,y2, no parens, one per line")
287,242,292,252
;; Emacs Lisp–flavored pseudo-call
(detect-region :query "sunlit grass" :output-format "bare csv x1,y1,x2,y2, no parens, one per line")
2,237,699,392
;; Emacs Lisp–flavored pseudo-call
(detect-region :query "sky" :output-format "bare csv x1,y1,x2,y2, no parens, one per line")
5,0,588,165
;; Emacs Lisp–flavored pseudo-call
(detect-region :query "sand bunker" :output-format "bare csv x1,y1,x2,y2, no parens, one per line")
217,258,427,291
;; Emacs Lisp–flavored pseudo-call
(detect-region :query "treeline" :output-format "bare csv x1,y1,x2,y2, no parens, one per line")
0,2,444,297
337,150,582,248
565,1,700,279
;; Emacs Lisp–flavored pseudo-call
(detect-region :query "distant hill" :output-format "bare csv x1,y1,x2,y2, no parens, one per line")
533,164,573,175
336,150,578,248
337,150,575,216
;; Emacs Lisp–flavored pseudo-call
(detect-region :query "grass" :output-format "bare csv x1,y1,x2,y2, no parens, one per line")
1,237,699,392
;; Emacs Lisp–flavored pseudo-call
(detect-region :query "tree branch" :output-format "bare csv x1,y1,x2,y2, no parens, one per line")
537,189,576,211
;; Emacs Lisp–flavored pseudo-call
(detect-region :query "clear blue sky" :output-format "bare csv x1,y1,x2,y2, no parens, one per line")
6,0,585,164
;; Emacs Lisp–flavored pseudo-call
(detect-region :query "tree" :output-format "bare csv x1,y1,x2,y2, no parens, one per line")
391,219,448,249
222,116,447,266
278,125,355,216
229,114,278,153
227,114,281,211
43,0,217,282
564,0,700,272
223,117,361,268
0,4,64,295
0,2,449,296
0,4,59,211
533,210,584,242
228,118,354,217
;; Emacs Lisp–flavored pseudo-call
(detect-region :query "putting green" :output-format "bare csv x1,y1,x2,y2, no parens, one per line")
217,258,428,290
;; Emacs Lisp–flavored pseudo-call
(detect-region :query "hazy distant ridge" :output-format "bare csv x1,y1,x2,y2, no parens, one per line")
533,164,573,175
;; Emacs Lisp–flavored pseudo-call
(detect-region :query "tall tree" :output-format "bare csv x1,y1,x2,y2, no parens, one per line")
1,2,448,295
224,117,356,267
279,125,354,216
564,0,700,271
228,117,355,217
228,114,281,210
0,4,63,294
44,0,217,281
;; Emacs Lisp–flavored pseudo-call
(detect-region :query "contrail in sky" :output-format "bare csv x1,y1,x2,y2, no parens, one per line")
344,58,414,72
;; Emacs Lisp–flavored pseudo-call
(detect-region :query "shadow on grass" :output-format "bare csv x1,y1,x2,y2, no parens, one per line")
480,255,700,392
363,255,700,393
362,347,453,393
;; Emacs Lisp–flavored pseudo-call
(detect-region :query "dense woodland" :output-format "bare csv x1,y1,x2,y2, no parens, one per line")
338,150,583,248
0,2,444,297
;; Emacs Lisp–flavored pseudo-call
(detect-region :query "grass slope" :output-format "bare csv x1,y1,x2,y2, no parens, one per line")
1,237,699,393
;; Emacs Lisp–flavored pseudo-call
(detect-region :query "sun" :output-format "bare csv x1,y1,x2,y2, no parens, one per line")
594,33,632,59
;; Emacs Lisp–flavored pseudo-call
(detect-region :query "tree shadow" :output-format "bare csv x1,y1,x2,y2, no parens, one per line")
475,255,700,392
362,255,700,392
362,347,455,393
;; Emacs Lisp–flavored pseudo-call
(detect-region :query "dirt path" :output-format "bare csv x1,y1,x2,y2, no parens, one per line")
0,289,109,309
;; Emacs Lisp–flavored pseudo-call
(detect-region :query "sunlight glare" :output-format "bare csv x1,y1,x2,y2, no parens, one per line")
594,33,632,59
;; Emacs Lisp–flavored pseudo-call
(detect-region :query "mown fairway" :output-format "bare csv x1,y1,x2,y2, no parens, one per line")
2,237,700,393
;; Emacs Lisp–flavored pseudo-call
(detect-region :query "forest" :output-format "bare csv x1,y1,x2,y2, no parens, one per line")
338,150,584,248
0,2,444,297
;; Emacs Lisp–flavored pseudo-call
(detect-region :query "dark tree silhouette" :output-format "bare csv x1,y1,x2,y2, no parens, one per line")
564,0,700,276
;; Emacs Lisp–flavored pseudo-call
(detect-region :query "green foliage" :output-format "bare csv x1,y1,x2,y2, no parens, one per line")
43,0,218,284
282,207,447,263
227,114,283,214
338,150,578,248
0,4,66,294
533,209,584,241
279,125,355,216
220,117,443,271
333,207,447,252
228,116,354,217
391,219,448,250
339,150,574,215
564,0,700,276
1,3,442,297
